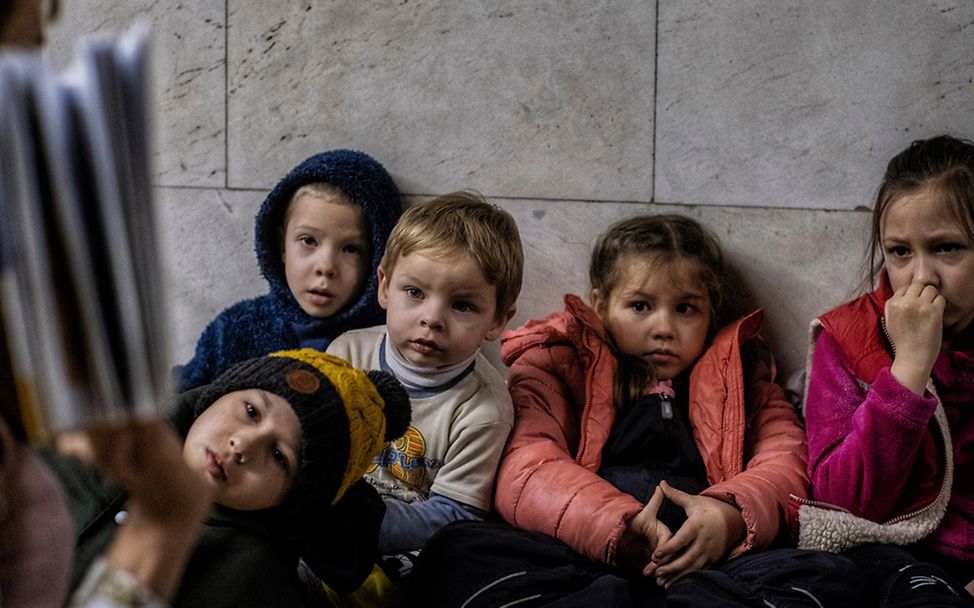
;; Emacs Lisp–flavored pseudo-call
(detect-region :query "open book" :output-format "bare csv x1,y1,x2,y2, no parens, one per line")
0,24,169,445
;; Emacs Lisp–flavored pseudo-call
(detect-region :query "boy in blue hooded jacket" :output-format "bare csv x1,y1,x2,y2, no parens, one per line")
179,149,402,391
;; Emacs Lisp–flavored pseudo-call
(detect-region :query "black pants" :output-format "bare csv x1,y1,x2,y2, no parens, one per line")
845,544,973,607
407,521,865,607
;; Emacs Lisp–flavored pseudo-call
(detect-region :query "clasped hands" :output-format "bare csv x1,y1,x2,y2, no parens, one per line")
616,481,746,589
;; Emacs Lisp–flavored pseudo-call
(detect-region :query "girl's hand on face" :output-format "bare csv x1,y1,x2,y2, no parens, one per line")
644,481,745,588
885,281,945,395
616,486,672,574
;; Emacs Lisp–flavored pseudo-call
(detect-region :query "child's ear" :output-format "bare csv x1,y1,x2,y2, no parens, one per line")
590,288,606,315
484,307,516,342
376,267,390,310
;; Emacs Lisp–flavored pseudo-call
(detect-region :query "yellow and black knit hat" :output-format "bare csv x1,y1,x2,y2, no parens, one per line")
195,348,410,512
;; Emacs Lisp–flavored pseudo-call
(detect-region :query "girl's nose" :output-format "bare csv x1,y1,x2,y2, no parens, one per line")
913,254,939,287
652,311,675,339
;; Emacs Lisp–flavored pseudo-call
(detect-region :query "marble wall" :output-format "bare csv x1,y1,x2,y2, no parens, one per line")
43,1,974,387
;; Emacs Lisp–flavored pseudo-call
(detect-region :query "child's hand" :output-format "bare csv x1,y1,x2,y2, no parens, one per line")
644,481,745,587
615,486,672,573
885,281,944,395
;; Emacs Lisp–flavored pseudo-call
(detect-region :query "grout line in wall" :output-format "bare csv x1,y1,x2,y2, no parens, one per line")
149,184,870,214
224,0,229,190
651,0,660,204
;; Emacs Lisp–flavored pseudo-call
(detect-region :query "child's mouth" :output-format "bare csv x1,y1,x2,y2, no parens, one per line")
410,339,441,354
307,287,334,306
647,350,677,363
205,448,227,481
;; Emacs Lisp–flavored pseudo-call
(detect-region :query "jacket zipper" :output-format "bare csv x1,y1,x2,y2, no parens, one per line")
789,494,851,514
789,492,942,524
879,316,896,356
659,394,673,420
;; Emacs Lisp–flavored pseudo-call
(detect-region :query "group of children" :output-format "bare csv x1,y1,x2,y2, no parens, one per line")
3,0,966,605
43,136,974,607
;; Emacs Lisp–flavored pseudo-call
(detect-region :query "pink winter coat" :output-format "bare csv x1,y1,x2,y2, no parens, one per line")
496,295,808,566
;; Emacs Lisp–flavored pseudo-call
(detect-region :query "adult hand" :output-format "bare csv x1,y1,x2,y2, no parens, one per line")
885,281,944,395
615,486,672,573
58,419,211,525
58,419,212,601
644,481,745,587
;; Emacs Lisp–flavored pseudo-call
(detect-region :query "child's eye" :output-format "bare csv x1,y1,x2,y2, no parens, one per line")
245,403,258,419
272,447,288,470
936,242,964,254
299,235,317,247
631,302,650,313
675,303,696,314
405,287,423,299
886,246,910,257
343,243,364,255
453,301,475,313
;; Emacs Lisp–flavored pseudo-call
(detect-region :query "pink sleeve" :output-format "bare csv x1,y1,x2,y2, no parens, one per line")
495,346,642,566
804,330,938,521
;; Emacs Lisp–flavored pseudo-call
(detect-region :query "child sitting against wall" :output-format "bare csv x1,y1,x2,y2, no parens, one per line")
44,349,410,607
409,214,860,607
325,191,524,605
799,135,974,605
178,150,403,390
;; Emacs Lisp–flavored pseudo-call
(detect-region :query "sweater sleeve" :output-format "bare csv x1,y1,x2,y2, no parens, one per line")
494,345,643,566
377,493,485,555
804,329,938,522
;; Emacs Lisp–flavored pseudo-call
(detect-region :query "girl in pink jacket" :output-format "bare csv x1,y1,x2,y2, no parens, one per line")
800,135,974,605
409,215,858,607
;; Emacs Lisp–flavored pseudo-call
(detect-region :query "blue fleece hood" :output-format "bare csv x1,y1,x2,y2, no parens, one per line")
254,149,402,327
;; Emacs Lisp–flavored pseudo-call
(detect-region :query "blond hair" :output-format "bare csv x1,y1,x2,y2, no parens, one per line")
380,191,524,319
279,182,354,239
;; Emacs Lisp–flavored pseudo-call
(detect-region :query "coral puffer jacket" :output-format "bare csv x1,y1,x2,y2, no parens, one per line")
496,295,809,566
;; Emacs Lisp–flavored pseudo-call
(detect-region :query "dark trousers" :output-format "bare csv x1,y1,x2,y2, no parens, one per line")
407,521,865,607
845,544,973,607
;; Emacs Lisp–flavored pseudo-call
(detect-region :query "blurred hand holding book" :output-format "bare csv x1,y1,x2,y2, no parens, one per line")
0,24,169,445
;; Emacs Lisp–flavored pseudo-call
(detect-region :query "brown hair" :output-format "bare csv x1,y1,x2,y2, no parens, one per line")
866,135,974,286
380,191,524,320
590,214,729,408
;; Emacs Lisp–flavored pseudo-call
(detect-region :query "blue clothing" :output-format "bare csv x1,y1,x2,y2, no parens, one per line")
379,493,485,556
178,149,402,390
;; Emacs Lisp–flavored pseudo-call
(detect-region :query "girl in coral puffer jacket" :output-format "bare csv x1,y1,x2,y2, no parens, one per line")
409,214,859,607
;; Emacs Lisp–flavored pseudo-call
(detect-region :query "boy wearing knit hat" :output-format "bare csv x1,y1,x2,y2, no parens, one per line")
178,150,403,391
44,349,410,607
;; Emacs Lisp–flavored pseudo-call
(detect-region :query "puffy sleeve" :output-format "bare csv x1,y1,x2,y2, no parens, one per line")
702,343,808,556
494,344,643,566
